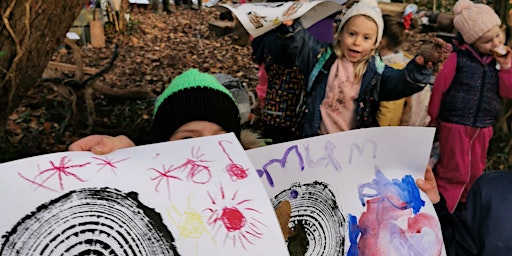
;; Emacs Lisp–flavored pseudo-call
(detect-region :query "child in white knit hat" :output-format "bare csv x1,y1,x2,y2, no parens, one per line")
279,0,448,138
428,0,512,213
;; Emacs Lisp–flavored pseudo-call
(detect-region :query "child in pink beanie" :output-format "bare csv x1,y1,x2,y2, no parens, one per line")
428,0,512,213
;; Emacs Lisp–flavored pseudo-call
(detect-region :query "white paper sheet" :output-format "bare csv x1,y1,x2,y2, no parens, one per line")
246,127,446,256
0,133,289,256
221,0,344,37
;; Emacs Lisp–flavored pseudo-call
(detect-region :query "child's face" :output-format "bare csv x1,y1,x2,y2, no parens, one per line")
338,15,378,63
473,25,504,55
169,121,226,140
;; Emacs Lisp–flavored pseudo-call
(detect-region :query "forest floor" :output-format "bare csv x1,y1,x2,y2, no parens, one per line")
2,5,440,162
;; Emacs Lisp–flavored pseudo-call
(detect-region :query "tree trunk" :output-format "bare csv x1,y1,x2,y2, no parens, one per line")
494,0,510,44
495,0,509,25
0,0,83,147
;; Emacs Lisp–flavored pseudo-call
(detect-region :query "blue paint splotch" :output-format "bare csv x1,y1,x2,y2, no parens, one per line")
348,168,443,256
358,169,424,214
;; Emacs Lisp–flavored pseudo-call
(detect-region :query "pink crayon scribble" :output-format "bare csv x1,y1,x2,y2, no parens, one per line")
18,156,90,192
149,164,182,199
218,140,249,182
92,156,129,176
149,147,212,199
204,184,265,250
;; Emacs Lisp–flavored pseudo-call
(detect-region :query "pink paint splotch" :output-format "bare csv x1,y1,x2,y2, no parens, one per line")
348,169,443,256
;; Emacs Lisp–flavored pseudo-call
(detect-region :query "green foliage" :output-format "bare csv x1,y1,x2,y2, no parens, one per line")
0,51,6,57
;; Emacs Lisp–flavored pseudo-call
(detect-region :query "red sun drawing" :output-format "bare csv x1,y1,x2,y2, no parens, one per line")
203,184,266,250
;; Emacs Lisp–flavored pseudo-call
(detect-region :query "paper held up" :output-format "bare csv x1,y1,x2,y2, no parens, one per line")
221,0,344,38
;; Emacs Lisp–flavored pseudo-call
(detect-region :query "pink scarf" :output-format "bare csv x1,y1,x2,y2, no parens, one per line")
319,58,361,134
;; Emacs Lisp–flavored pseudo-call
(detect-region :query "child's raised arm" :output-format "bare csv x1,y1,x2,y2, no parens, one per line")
276,19,330,78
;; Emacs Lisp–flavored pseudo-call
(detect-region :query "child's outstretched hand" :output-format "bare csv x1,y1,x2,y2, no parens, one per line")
417,38,453,67
416,166,441,204
283,19,294,26
493,45,512,70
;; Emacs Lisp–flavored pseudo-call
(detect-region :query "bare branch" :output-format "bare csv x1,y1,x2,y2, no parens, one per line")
5,0,32,110
1,0,19,48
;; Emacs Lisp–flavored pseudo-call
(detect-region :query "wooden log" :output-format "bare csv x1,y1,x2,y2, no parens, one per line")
92,81,157,99
232,17,250,46
208,20,234,37
90,9,106,48
90,22,106,48
378,2,406,16
47,61,99,75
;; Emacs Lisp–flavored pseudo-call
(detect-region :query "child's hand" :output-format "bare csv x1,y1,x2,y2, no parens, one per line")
416,166,441,204
494,45,512,70
418,38,453,66
414,55,433,69
68,135,136,154
283,19,294,26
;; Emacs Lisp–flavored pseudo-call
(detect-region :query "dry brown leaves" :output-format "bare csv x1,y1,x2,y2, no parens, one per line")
4,6,259,160
94,6,258,94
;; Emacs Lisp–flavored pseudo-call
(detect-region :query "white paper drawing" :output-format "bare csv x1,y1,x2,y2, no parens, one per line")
246,127,446,256
221,0,344,37
0,133,289,256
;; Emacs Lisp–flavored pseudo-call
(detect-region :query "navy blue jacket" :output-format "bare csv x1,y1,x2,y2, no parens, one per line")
434,171,512,256
439,46,502,127
278,20,432,137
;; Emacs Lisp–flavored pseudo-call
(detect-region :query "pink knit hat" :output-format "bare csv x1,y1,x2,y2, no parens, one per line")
453,0,501,44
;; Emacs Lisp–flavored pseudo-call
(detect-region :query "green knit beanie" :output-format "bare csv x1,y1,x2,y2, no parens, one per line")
150,69,241,142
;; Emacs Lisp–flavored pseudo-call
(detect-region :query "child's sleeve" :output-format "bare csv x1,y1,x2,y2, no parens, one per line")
276,19,328,77
498,66,512,98
433,194,478,256
379,58,431,101
251,31,271,65
428,53,457,125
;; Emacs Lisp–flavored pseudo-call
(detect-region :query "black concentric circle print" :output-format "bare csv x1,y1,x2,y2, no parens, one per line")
272,181,346,256
0,188,180,256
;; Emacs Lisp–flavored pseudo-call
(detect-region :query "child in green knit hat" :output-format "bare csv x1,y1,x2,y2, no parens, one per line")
151,68,241,142
69,69,263,153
